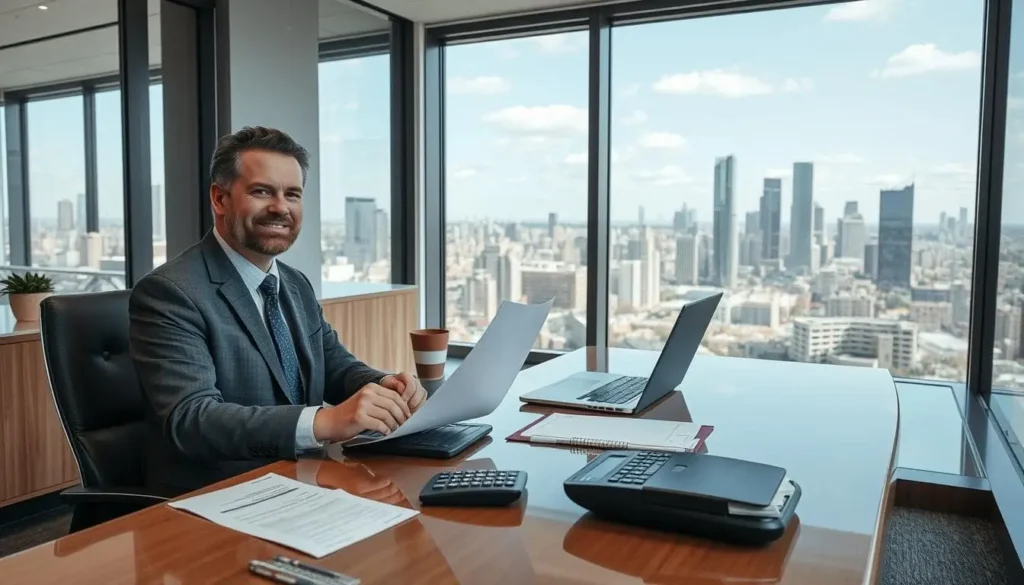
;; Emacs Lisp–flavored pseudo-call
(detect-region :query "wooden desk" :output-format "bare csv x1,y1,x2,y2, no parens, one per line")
0,348,899,584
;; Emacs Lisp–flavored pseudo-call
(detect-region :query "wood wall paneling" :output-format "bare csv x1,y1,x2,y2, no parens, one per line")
0,340,79,506
320,290,418,374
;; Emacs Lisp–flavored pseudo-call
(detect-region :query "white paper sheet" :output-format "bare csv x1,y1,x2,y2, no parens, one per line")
343,299,552,446
522,413,706,452
168,473,419,558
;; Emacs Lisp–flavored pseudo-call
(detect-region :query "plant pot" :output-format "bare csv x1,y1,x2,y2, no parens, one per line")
8,292,52,322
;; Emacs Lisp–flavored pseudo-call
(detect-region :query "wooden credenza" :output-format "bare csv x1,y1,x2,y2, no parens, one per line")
0,284,418,508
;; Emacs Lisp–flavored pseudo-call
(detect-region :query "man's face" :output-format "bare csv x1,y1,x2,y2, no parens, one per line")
212,149,304,257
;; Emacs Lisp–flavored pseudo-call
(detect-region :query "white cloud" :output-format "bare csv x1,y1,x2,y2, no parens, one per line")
621,110,648,126
765,168,793,178
633,165,693,187
564,151,588,165
869,173,912,187
781,77,814,93
816,153,866,164
448,76,511,95
483,105,588,134
654,70,773,97
450,166,478,180
824,0,890,22
638,132,687,149
874,44,980,78
527,33,581,53
621,84,641,98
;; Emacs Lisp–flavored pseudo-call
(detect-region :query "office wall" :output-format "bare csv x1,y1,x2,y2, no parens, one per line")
215,0,322,294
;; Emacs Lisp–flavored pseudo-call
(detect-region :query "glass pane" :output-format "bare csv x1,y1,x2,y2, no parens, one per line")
96,89,125,266
0,105,6,265
27,96,87,269
444,32,589,350
319,54,393,290
152,83,166,267
991,0,1024,464
609,1,982,381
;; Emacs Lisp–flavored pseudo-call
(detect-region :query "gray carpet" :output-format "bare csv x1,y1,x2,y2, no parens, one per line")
881,508,1012,585
0,506,1017,583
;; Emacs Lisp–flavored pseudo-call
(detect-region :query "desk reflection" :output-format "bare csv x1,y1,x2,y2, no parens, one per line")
563,514,801,584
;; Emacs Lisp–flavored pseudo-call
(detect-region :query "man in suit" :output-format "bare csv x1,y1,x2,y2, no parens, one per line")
129,126,426,494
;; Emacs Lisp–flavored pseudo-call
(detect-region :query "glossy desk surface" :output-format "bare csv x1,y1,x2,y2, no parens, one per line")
0,348,900,585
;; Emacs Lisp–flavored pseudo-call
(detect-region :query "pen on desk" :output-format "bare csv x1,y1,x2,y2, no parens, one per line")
275,556,345,579
249,561,319,585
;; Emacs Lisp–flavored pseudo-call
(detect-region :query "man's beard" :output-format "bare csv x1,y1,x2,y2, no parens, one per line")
229,212,299,256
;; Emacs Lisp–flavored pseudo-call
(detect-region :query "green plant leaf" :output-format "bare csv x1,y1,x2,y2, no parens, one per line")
0,271,55,295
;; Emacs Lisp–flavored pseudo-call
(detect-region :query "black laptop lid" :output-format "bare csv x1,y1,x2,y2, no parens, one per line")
634,292,723,412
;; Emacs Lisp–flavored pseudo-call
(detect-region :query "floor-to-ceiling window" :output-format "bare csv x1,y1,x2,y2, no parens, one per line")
607,0,983,382
444,31,590,350
26,95,87,271
319,52,393,289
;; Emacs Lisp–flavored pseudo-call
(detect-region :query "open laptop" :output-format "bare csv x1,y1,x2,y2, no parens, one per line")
521,292,723,414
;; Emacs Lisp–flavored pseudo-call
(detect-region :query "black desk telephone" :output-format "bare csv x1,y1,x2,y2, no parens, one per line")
563,450,800,545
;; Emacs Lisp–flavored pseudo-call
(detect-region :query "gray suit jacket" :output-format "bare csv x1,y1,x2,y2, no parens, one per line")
129,231,385,494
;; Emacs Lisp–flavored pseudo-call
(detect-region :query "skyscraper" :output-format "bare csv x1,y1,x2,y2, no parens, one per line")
713,155,737,288
77,193,87,232
813,202,825,245
844,201,858,217
345,197,379,271
745,211,760,236
959,206,969,239
760,177,782,264
675,235,699,285
878,184,915,290
58,199,74,232
837,214,866,266
640,226,661,308
789,162,814,272
548,212,558,238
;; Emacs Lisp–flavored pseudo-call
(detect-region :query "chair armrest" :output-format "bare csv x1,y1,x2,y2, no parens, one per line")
60,485,172,508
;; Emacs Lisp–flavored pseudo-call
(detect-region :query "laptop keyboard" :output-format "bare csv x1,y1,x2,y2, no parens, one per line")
578,376,647,404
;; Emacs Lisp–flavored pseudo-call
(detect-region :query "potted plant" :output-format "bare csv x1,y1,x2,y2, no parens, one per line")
1,272,55,322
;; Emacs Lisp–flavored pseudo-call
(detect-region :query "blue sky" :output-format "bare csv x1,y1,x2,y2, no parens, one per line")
9,0,1020,233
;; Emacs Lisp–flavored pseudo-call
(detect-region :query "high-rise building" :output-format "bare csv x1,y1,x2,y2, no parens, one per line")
789,162,815,272
640,226,661,308
673,204,696,234
878,185,915,290
675,235,699,285
837,214,866,265
713,155,737,288
959,206,969,239
345,197,379,271
374,208,389,263
844,201,858,217
745,211,760,236
466,270,498,322
58,199,74,232
480,244,522,304
813,202,824,245
548,212,558,238
638,206,645,227
618,259,644,309
77,193,87,232
152,185,165,240
79,232,104,270
760,178,782,264
864,240,879,280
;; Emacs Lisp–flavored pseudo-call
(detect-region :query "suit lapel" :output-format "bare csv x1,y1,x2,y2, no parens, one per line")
201,233,293,401
279,275,314,401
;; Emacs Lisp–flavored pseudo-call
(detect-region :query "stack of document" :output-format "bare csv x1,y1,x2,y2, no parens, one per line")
508,412,714,453
727,476,795,519
169,473,419,558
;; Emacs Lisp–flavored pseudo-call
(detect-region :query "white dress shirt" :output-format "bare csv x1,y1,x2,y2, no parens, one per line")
212,229,324,451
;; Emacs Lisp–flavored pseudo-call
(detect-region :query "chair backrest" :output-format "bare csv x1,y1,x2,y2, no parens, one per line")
39,290,147,489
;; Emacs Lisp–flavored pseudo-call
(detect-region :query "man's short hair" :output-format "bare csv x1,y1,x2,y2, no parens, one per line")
210,126,310,188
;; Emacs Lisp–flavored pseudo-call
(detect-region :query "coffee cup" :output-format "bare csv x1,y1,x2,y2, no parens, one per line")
410,328,449,382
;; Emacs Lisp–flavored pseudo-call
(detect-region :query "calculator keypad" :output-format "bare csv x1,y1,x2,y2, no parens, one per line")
432,470,520,490
607,451,670,485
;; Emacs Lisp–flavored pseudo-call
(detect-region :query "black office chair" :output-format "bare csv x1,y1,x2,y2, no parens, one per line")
39,290,169,533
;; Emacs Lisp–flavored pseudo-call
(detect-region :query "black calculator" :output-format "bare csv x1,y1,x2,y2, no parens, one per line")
419,469,527,506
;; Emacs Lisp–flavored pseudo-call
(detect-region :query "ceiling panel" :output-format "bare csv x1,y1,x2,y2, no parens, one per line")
0,0,120,47
319,0,389,39
363,0,632,23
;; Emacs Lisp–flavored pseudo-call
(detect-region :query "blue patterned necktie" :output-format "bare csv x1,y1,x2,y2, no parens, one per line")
259,274,302,405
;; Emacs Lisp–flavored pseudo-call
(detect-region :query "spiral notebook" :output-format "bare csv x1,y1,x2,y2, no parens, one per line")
507,413,714,453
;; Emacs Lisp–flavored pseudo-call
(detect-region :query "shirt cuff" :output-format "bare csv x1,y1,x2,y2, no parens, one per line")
295,406,325,451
